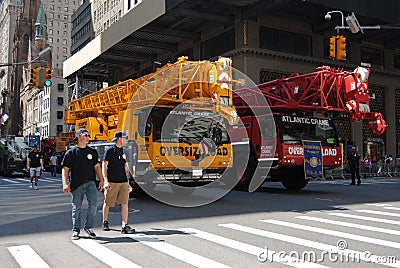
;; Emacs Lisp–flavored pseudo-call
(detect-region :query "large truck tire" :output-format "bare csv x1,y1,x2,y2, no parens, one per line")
281,168,309,190
233,154,256,192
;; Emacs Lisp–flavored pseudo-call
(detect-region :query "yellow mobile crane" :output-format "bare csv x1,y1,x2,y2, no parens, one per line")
60,56,240,191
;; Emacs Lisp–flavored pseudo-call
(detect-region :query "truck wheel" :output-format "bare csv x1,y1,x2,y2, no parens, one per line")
233,155,255,192
281,169,309,190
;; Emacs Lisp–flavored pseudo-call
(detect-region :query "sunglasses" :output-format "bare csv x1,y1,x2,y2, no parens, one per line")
79,133,90,138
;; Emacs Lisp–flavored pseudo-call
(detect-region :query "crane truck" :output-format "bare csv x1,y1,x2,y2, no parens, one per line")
232,66,386,191
61,56,241,192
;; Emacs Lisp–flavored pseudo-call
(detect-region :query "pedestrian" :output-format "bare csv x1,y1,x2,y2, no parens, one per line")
61,128,104,240
27,146,44,190
363,154,372,177
385,154,393,175
102,131,135,234
50,153,58,177
377,157,383,176
347,146,361,185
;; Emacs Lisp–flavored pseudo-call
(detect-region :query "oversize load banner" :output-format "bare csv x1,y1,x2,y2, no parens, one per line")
302,140,324,180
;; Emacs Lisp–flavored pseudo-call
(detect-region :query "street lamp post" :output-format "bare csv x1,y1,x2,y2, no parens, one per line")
0,47,51,136
0,46,51,67
325,11,400,34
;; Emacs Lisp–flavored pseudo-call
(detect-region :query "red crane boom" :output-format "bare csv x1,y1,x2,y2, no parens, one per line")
236,66,386,135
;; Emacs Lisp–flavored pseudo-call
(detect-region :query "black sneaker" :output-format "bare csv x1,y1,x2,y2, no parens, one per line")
102,221,110,231
121,225,135,234
84,227,96,238
71,231,80,240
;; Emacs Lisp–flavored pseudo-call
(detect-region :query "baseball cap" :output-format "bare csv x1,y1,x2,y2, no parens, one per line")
74,128,89,140
112,131,127,142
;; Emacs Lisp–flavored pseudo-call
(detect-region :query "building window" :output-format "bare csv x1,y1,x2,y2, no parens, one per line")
394,53,400,69
57,97,63,105
57,111,63,119
58,83,64,91
23,34,29,54
260,27,312,57
201,29,235,59
361,47,384,69
57,125,63,132
63,47,67,53
49,29,53,35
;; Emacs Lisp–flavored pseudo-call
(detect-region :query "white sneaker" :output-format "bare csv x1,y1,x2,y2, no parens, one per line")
30,183,33,189
34,186,38,190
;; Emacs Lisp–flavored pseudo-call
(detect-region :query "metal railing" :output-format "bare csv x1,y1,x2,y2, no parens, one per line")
325,162,400,180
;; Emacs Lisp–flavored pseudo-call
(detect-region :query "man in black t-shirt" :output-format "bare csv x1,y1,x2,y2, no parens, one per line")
347,146,361,185
102,131,135,234
27,146,44,190
61,128,104,240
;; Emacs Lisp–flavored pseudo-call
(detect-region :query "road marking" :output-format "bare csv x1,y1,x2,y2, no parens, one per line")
124,233,230,268
356,209,400,218
39,178,56,183
297,216,400,236
2,179,19,184
7,245,50,268
221,223,400,267
72,239,142,268
14,178,29,182
329,212,400,226
261,219,400,249
384,206,400,211
179,227,328,268
366,203,392,207
42,178,61,182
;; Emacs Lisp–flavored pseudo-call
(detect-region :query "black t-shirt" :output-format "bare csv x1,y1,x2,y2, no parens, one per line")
28,151,43,168
61,146,99,191
347,152,360,167
103,145,127,183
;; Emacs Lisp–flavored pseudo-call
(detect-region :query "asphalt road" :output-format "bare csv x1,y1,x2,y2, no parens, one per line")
0,173,399,268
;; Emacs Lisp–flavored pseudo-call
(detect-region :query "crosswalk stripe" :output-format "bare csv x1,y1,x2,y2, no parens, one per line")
329,212,400,226
221,223,400,267
124,233,230,268
179,227,329,268
366,203,393,207
7,245,50,268
384,207,400,211
42,178,61,182
39,178,56,183
72,239,142,268
296,216,400,236
2,179,19,184
356,209,400,218
14,178,29,182
261,219,400,249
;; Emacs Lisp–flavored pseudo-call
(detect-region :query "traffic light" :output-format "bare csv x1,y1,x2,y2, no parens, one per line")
44,67,52,87
30,68,39,86
336,35,347,61
37,68,45,88
329,36,337,59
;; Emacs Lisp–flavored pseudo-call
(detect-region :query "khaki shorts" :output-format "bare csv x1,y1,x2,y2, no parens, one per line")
30,167,41,177
104,182,130,207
